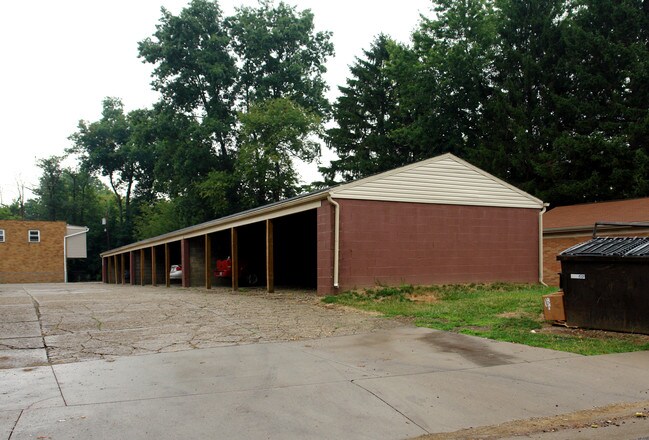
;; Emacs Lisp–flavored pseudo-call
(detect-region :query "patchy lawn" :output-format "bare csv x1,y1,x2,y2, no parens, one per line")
323,283,649,355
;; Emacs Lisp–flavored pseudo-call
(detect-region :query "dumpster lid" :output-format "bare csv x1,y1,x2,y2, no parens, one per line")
561,237,649,257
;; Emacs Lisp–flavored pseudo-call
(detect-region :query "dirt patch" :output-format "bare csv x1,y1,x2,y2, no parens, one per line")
407,293,439,303
414,400,649,440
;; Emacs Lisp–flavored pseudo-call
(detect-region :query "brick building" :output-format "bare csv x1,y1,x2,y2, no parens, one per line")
0,220,88,283
543,197,649,286
101,154,546,294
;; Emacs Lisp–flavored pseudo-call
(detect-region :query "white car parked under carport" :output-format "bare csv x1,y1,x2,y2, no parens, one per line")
169,265,182,280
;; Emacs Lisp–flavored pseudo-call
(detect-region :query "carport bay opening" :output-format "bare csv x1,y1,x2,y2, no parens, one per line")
102,208,318,291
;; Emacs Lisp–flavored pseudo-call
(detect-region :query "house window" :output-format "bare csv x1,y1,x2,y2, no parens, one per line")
28,230,40,243
0,229,4,242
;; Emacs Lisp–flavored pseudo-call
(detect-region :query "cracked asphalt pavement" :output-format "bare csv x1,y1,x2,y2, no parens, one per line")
0,282,400,369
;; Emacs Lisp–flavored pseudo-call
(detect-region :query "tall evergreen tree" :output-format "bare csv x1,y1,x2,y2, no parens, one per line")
324,35,412,182
476,0,567,198
542,0,649,204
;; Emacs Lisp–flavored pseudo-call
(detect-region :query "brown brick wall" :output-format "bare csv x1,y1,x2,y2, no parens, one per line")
0,220,66,283
316,200,541,294
543,230,649,286
317,203,335,295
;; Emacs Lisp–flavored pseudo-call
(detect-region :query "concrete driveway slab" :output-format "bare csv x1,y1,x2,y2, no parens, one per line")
0,321,41,339
12,382,426,440
3,283,649,439
53,342,369,405
299,327,578,377
0,337,44,350
355,352,649,433
0,305,38,323
0,410,21,439
0,348,48,369
0,366,64,411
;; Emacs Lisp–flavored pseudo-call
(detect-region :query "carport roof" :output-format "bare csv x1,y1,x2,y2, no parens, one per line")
101,153,544,257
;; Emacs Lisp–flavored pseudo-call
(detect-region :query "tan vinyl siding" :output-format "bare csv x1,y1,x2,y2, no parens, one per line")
330,154,543,209
66,225,88,258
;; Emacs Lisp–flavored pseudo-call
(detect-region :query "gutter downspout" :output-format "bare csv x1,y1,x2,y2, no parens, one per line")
64,227,90,283
326,195,340,289
539,204,549,286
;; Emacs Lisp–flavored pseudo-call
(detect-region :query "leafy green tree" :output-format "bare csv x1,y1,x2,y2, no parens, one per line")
32,156,66,221
227,0,333,115
0,203,21,220
540,0,649,204
235,98,321,206
69,98,147,245
409,0,496,160
137,0,334,223
138,0,237,161
475,0,567,198
133,199,185,240
323,35,413,182
70,98,130,222
325,3,497,183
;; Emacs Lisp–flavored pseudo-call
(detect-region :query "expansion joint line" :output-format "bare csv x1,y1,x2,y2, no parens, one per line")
7,409,24,440
350,379,429,434
24,288,68,406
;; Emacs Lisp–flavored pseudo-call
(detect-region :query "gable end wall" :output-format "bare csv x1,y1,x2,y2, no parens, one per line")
333,200,539,291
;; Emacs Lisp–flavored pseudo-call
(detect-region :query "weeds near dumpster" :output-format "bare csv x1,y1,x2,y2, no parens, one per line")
323,283,649,355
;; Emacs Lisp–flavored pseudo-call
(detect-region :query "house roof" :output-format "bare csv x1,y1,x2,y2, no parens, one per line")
544,197,649,232
101,153,544,257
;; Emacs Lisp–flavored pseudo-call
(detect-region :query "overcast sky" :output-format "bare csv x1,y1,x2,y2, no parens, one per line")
0,0,431,204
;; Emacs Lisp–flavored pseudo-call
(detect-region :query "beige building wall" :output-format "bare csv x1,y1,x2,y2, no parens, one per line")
0,220,66,283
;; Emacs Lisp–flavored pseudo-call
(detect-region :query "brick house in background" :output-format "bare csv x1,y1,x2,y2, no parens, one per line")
0,220,88,283
543,197,649,286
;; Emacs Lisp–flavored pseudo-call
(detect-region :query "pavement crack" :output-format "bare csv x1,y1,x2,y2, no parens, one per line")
23,289,53,365
351,379,430,434
7,409,23,440
49,365,68,407
90,315,103,330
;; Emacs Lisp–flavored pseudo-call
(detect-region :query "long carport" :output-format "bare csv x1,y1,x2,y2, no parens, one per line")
100,194,324,293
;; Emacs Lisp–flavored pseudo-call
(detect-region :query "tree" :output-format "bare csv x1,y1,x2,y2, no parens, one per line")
138,0,237,161
138,0,334,222
227,0,333,115
475,0,567,199
32,156,66,221
69,98,146,245
235,98,321,207
323,35,413,182
540,0,649,205
324,2,497,183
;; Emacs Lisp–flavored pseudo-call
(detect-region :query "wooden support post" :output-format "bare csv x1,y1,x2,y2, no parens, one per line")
113,255,118,285
140,249,145,286
181,239,190,288
120,254,125,284
205,234,212,290
151,247,157,286
102,257,107,283
266,219,274,293
129,251,135,285
165,243,170,287
231,228,239,291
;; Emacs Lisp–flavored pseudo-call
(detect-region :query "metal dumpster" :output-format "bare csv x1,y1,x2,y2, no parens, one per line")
557,236,649,334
